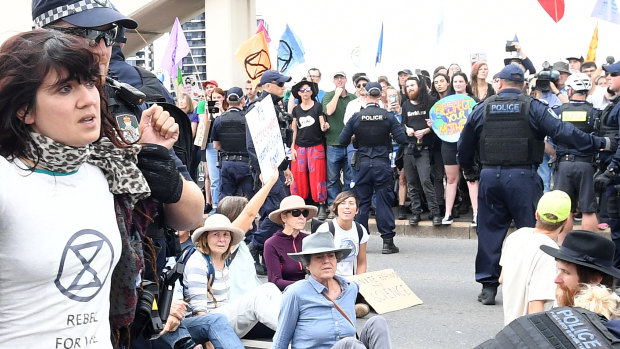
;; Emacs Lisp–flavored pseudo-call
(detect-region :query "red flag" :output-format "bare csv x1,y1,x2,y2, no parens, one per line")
538,0,565,22
586,24,599,62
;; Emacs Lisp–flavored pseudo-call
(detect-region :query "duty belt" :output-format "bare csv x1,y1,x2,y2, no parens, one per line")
482,164,536,170
558,154,594,163
223,154,250,162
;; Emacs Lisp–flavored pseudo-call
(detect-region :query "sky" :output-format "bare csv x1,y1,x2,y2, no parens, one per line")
2,1,619,91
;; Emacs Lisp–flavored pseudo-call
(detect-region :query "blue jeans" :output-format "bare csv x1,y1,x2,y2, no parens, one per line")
206,143,221,210
326,145,352,205
154,313,244,349
537,152,552,193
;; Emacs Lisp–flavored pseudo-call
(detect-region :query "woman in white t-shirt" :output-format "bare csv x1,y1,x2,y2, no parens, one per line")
319,191,369,276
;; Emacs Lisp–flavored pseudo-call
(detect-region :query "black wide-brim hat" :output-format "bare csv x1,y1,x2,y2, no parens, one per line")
540,230,620,279
291,79,318,101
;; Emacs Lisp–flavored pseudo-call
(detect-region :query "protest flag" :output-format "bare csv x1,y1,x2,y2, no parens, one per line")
161,18,191,80
375,23,383,66
586,23,599,62
591,0,620,25
235,31,271,88
256,19,271,43
537,0,565,22
277,25,305,74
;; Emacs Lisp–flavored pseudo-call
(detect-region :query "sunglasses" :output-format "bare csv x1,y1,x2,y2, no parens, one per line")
357,83,367,88
299,87,313,93
611,72,620,77
49,25,118,47
289,209,310,218
270,81,285,87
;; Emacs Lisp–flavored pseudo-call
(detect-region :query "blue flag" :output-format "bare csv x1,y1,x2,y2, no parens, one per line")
375,23,384,66
277,25,305,74
591,0,620,25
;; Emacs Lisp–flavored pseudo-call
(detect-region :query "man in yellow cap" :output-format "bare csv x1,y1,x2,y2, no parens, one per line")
498,190,572,323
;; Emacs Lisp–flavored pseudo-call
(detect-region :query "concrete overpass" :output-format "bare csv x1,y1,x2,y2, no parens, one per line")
123,0,256,87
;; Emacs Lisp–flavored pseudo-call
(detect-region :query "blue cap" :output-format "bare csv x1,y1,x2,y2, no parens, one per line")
226,87,243,101
32,0,138,29
603,61,620,74
498,65,525,82
259,70,291,86
365,82,382,97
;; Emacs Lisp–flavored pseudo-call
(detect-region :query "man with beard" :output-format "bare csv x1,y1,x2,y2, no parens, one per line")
401,76,441,226
540,230,620,307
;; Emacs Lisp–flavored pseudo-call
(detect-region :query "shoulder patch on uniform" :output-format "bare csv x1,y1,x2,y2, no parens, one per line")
538,98,549,105
115,113,140,142
547,108,560,119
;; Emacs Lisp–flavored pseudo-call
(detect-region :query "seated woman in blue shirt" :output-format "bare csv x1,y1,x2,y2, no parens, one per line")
272,231,392,349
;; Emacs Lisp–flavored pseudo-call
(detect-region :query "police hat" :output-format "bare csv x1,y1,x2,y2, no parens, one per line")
226,87,243,102
498,65,525,82
603,61,620,74
259,70,291,86
32,0,138,29
365,82,382,97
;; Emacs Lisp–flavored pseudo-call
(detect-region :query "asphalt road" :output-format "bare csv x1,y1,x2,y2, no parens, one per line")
358,234,505,349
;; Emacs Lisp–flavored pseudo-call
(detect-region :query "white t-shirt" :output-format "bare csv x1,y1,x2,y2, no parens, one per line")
0,157,121,348
499,227,558,325
319,219,369,276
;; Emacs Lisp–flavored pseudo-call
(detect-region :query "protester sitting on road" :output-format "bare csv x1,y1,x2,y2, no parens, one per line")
540,230,620,307
272,231,393,349
0,29,155,347
499,190,571,324
264,195,317,291
183,214,282,338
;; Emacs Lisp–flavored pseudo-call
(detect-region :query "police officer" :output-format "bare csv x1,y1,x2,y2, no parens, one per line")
593,61,620,268
551,73,600,232
212,87,254,199
32,1,205,346
245,70,294,274
340,82,407,254
458,65,614,305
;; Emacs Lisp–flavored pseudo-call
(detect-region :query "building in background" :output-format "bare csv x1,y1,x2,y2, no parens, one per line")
181,12,207,81
126,43,155,71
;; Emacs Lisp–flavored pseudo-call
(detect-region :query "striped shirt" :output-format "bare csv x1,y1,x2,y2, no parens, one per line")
183,251,230,313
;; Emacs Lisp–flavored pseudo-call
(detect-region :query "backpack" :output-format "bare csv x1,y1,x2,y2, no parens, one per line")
177,245,231,290
476,306,620,349
310,218,364,242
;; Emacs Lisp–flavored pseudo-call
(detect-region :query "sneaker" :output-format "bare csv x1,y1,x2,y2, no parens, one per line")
355,303,370,318
471,214,477,228
442,215,453,225
432,215,442,226
599,223,610,230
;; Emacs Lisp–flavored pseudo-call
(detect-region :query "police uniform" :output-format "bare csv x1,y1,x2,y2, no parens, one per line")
457,65,609,304
339,82,407,254
211,105,254,200
551,100,599,216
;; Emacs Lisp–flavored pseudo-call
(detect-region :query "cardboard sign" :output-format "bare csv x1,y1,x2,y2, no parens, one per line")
182,74,204,100
245,97,285,180
348,269,422,314
429,94,477,143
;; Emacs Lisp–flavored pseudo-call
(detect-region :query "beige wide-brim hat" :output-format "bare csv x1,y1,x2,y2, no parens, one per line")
288,230,352,263
191,214,245,246
268,195,318,225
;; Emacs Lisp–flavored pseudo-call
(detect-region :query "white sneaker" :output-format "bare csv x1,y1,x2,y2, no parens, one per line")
471,216,477,228
442,215,453,225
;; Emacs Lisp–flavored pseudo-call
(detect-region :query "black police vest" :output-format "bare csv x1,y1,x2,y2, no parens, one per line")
218,109,247,154
135,67,166,103
598,99,620,150
105,80,143,144
479,94,543,166
476,307,620,349
355,106,392,147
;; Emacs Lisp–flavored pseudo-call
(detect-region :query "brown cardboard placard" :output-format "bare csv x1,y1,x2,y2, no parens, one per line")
348,269,422,314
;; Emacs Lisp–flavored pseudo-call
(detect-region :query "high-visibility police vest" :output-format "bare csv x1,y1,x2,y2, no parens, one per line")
479,94,543,166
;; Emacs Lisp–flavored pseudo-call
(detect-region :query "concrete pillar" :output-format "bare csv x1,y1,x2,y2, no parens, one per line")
204,0,256,88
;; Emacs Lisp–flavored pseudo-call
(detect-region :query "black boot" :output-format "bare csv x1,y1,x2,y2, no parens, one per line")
409,214,421,226
382,238,400,254
318,203,328,220
248,241,267,275
397,205,407,220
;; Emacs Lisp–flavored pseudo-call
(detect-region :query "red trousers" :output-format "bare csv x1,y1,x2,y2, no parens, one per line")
290,144,327,203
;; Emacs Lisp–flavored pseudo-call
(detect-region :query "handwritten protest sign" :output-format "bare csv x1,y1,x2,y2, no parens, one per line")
348,269,422,314
245,97,285,180
429,94,477,143
182,74,203,99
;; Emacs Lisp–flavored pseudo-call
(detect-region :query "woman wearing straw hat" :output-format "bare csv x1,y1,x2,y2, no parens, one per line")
272,231,392,349
264,195,317,291
183,214,281,338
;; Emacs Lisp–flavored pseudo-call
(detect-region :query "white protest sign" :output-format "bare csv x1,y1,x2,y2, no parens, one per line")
245,97,285,180
348,269,423,314
182,74,203,99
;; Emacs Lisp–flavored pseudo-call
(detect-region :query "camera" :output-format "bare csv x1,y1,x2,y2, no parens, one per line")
534,61,560,92
505,41,517,52
207,100,219,114
132,280,164,340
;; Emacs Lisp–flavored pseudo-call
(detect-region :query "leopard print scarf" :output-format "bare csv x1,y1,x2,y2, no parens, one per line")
24,132,150,206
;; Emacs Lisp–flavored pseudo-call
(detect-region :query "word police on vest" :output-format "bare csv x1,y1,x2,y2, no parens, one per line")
361,115,385,121
490,102,521,114
550,308,606,347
